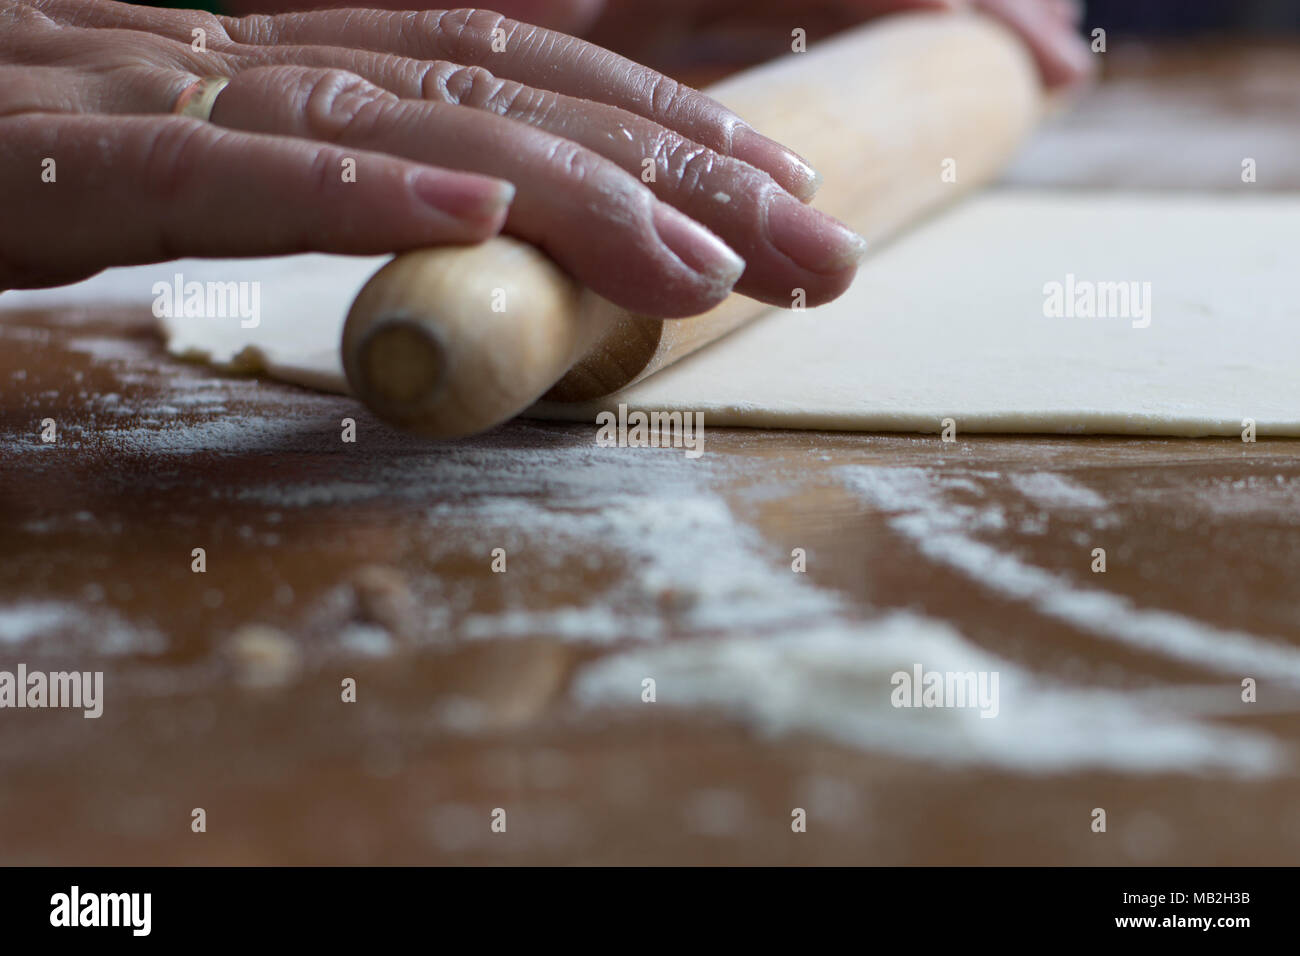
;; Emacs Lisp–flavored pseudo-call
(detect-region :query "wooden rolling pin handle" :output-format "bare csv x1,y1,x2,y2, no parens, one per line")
342,240,595,439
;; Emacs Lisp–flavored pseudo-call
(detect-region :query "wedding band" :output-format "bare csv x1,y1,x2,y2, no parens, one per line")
173,76,231,122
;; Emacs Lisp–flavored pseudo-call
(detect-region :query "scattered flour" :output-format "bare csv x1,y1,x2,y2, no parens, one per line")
449,492,843,642
63,336,148,363
574,612,1281,774
1188,474,1300,523
5,302,1293,774
1009,472,1109,510
0,603,73,644
0,601,164,655
838,466,1300,684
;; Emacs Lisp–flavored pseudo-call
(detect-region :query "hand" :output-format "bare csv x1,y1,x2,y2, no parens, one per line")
438,0,1093,89
0,0,867,317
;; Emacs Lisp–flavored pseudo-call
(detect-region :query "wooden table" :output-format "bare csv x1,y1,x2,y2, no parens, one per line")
2,40,1298,865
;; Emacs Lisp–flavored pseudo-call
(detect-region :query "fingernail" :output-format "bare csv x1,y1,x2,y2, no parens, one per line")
652,203,746,290
412,171,515,225
766,192,868,274
731,124,822,202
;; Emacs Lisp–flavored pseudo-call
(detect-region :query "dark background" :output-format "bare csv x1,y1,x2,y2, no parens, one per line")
132,2,1300,34
1085,0,1300,34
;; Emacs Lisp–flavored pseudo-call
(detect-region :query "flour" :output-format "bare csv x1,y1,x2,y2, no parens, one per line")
1187,474,1300,522
574,611,1281,774
838,466,1300,683
1009,472,1109,511
5,300,1292,774
0,603,74,645
446,491,843,643
0,601,163,655
63,336,149,363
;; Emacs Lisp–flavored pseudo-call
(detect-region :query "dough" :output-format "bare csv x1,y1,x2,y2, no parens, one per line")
5,191,1298,436
543,192,1300,436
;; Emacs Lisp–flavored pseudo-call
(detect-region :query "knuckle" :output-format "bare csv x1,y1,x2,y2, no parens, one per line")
544,138,597,185
485,82,549,122
0,2,55,32
540,137,605,189
179,12,228,46
193,12,227,38
643,74,720,135
665,141,718,194
644,73,686,119
424,63,490,104
219,13,276,44
438,65,532,117
298,69,394,142
442,8,505,37
420,60,546,123
423,8,512,63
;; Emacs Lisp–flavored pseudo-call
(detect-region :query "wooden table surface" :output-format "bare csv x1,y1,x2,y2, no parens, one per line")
2,39,1299,865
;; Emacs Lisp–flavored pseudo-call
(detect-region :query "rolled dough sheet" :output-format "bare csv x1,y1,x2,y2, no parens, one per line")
4,191,1297,436
544,192,1300,435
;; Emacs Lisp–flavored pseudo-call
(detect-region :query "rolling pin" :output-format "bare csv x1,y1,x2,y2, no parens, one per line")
342,11,1042,438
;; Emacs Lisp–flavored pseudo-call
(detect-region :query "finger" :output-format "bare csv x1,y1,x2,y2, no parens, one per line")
0,62,209,117
210,66,747,317
220,7,823,201
14,0,220,35
208,50,865,306
974,0,1094,88
217,0,609,34
293,0,613,35
360,57,866,305
0,113,512,290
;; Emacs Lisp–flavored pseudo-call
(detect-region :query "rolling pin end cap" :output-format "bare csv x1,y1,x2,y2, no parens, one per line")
349,316,448,419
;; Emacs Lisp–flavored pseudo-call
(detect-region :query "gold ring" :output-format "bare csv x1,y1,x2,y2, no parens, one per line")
173,76,231,122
